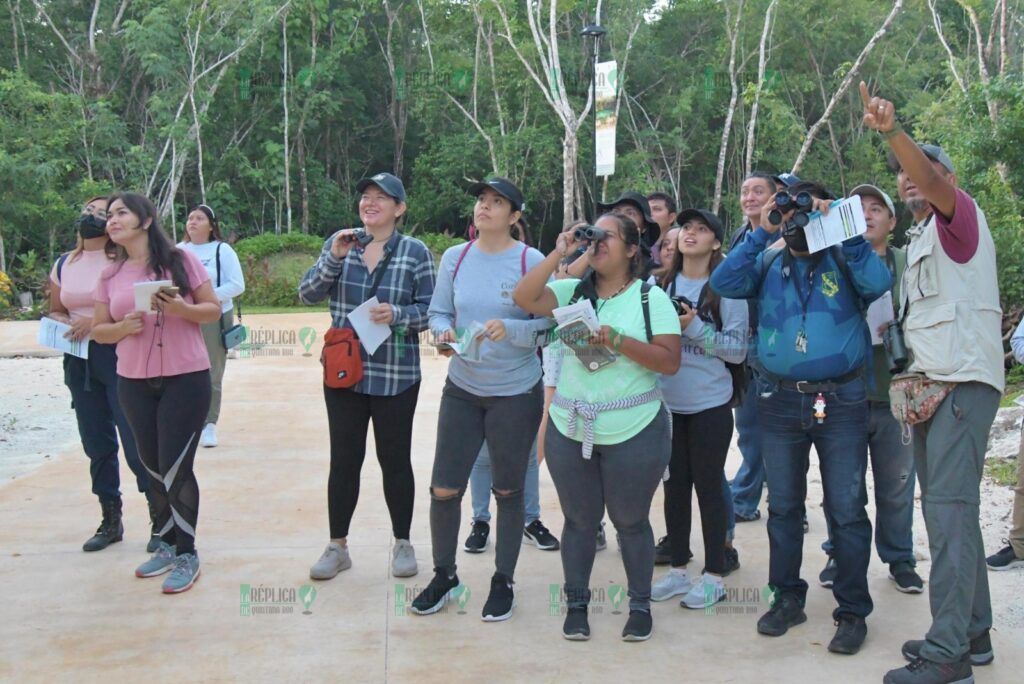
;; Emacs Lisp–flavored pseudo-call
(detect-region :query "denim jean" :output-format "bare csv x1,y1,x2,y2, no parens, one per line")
731,378,765,517
470,440,541,525
822,401,915,566
758,376,873,620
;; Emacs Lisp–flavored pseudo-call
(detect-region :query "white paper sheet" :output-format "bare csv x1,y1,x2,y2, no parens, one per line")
347,296,392,355
38,317,89,359
803,197,867,254
866,291,895,345
133,280,173,312
552,299,601,332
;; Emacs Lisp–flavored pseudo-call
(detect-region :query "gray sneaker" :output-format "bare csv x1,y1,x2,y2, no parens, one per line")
392,539,418,578
162,553,201,594
309,542,351,580
135,541,176,578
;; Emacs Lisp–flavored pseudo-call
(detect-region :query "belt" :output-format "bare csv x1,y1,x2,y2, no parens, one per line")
551,388,663,459
763,368,864,394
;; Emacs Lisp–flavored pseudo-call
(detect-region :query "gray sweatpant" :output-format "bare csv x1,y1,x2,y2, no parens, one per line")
199,310,232,424
913,381,1000,663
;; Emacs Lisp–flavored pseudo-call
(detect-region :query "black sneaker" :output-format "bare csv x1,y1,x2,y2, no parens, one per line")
523,520,559,550
819,557,838,588
890,562,925,594
410,568,460,615
463,520,489,554
757,593,807,637
986,542,1024,571
481,573,515,622
902,630,994,667
722,546,741,577
883,655,973,684
735,510,761,523
562,607,590,641
828,615,867,655
596,522,607,551
621,609,653,642
654,536,671,565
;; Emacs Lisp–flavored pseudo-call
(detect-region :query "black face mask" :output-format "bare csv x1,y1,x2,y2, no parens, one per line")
75,213,107,239
781,222,809,253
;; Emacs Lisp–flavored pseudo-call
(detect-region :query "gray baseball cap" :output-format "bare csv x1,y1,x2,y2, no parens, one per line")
887,144,955,175
850,184,896,217
356,172,406,203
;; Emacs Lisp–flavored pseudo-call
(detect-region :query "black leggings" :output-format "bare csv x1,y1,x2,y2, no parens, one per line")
664,403,734,573
118,371,211,556
324,382,420,540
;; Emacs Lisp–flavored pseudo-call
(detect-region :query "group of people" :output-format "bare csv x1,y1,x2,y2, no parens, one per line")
49,83,1022,683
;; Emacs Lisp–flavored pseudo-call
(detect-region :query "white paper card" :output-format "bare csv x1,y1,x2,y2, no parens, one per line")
552,299,601,332
803,197,867,254
347,296,392,355
38,317,89,359
133,280,173,312
866,291,895,345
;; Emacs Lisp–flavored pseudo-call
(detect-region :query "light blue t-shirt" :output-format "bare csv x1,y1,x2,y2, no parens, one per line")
428,241,550,396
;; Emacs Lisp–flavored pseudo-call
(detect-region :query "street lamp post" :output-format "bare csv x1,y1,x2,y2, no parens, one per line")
581,22,607,221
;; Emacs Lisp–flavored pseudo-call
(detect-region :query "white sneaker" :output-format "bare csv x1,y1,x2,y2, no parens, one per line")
681,574,726,610
310,542,351,580
392,539,419,578
200,423,217,448
651,568,692,602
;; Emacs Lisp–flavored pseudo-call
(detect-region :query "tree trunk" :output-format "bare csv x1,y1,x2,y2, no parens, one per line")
712,0,744,214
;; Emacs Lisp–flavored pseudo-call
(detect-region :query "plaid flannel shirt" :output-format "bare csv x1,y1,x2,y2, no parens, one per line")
298,230,435,396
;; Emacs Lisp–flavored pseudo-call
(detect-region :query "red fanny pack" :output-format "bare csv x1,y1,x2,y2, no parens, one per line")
321,327,363,389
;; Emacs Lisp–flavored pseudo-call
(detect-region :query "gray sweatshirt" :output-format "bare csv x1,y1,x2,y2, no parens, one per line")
656,274,749,414
429,241,551,396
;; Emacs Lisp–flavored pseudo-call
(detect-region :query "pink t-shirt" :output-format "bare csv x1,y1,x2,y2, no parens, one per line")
93,250,212,379
50,249,113,322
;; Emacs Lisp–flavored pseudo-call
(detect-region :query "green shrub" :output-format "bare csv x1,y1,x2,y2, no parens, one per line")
234,233,325,261
415,231,466,260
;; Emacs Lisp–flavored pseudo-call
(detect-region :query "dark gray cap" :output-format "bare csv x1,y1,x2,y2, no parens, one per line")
356,172,407,202
887,144,955,175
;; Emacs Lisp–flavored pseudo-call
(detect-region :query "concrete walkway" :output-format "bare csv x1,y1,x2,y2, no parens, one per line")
0,314,1019,683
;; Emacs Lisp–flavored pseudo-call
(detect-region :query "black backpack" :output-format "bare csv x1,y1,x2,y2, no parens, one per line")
568,276,653,342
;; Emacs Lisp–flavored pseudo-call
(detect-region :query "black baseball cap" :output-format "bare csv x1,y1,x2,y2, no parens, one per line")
676,208,725,243
772,172,801,188
468,177,525,211
887,144,955,174
356,172,407,203
598,191,661,238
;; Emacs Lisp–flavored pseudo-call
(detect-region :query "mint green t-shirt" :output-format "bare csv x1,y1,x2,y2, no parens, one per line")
547,278,681,445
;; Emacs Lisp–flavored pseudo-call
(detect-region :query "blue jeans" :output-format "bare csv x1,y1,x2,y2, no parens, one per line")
723,473,735,542
758,377,873,619
822,401,915,566
731,378,765,517
470,440,541,525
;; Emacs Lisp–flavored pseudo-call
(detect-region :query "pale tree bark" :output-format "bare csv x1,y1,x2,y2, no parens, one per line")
926,0,967,93
744,0,777,176
282,13,293,233
492,0,594,221
791,0,903,174
378,0,409,177
712,0,744,214
7,0,20,70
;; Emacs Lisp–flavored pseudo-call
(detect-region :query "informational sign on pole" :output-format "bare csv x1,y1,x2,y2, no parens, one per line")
595,60,618,177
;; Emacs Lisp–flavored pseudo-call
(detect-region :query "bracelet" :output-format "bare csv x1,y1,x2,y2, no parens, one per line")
880,124,902,140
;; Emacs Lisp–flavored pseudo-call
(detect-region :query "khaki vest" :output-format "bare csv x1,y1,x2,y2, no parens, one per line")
900,200,1004,392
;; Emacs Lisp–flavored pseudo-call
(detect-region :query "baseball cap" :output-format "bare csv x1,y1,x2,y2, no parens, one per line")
772,172,802,188
598,191,661,238
887,144,955,175
850,184,896,217
676,208,725,243
467,177,525,211
356,172,407,203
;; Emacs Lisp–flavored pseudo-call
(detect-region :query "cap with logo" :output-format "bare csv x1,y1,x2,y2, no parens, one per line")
676,208,725,243
467,177,525,212
772,172,802,188
356,172,407,203
849,184,896,217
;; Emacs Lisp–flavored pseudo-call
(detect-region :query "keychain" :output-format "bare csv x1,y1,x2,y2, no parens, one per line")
813,393,827,424
795,330,808,354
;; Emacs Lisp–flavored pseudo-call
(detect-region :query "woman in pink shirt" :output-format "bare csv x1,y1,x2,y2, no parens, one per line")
49,196,156,554
92,192,221,594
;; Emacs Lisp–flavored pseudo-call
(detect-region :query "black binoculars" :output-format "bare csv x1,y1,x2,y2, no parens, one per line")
341,230,374,247
670,296,697,315
769,191,814,227
573,225,608,242
882,320,909,374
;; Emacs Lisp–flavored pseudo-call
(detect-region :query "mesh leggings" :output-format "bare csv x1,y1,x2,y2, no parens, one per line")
118,371,211,556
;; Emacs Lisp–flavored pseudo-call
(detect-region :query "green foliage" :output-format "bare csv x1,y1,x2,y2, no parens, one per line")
234,233,325,261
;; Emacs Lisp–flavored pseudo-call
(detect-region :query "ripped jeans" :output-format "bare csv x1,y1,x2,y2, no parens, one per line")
428,379,544,579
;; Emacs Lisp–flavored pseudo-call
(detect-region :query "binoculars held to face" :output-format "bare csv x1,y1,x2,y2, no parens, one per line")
573,225,608,243
768,191,814,228
342,230,374,247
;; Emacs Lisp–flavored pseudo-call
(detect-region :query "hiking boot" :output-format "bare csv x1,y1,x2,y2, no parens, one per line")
410,568,460,616
481,573,515,622
883,655,974,684
890,562,925,594
135,541,176,578
83,498,123,552
464,520,489,553
162,552,200,593
902,631,993,667
828,614,867,655
391,539,418,578
621,609,653,642
757,593,807,637
562,607,590,641
523,520,559,550
309,542,351,580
